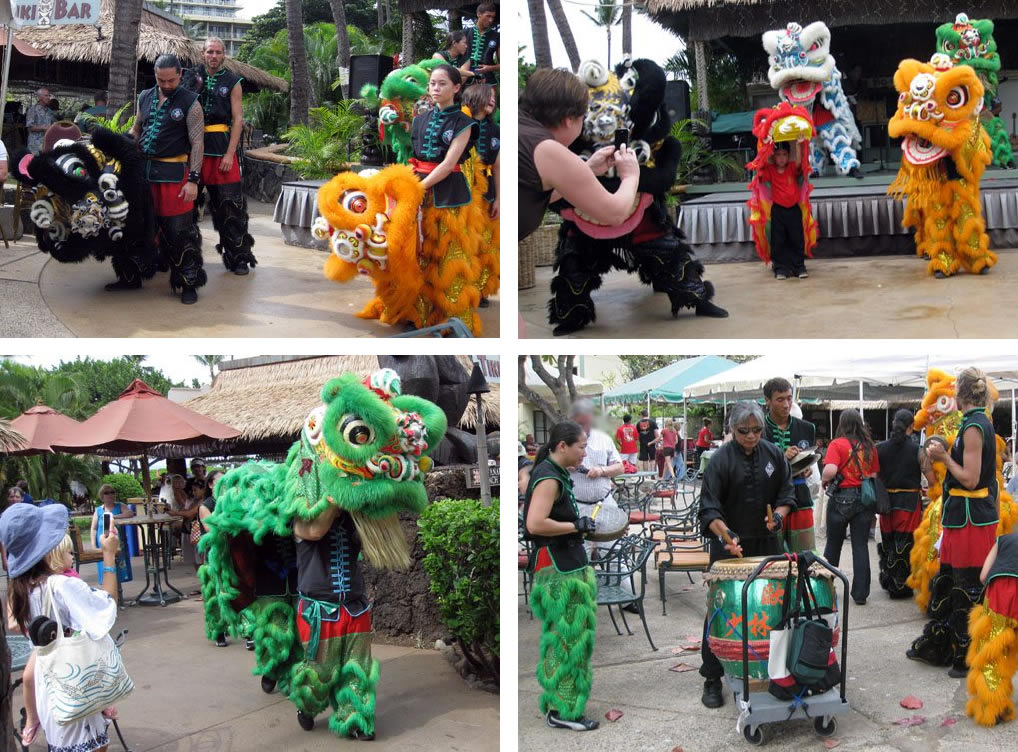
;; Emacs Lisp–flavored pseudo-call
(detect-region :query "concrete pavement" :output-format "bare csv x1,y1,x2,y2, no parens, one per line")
6,559,498,751
518,524,1017,751
1,200,500,338
520,250,1018,339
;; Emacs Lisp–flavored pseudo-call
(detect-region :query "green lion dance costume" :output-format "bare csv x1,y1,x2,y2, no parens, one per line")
199,368,447,739
936,13,1015,168
361,64,431,165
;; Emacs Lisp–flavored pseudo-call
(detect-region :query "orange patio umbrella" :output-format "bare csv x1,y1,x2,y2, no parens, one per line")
8,404,82,497
49,379,241,499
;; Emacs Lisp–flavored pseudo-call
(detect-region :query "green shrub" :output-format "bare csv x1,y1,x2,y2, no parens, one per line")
419,498,499,685
100,473,144,504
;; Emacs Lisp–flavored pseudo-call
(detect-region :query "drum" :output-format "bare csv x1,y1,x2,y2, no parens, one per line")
586,502,630,542
788,448,818,476
704,556,839,690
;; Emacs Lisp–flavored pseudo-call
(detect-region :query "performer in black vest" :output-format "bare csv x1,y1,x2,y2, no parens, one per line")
465,3,499,86
763,377,817,551
908,367,1000,677
131,53,207,304
193,37,257,275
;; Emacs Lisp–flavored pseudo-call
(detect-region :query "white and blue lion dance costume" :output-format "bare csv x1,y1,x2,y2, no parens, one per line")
763,22,863,178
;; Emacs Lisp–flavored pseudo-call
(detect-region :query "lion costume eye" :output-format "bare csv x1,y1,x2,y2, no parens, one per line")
340,415,375,445
55,154,87,179
340,190,368,214
942,41,955,52
945,86,968,108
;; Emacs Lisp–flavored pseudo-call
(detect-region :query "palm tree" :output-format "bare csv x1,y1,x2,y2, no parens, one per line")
286,0,314,124
401,12,414,67
108,0,144,111
328,0,351,95
545,0,581,72
192,356,225,383
621,0,631,59
527,0,553,68
581,0,622,67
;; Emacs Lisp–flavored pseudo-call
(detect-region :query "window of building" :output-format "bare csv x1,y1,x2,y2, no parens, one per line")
533,411,549,445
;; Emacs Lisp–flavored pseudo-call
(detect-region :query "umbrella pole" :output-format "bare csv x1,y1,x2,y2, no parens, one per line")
0,25,13,129
42,452,49,499
141,454,152,502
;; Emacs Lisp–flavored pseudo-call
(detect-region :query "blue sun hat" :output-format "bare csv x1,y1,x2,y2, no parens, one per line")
0,502,69,578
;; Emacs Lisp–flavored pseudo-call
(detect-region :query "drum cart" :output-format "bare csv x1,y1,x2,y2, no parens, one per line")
725,554,851,746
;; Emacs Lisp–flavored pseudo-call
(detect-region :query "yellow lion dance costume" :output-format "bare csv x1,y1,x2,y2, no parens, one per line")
888,54,994,278
909,369,1018,613
314,165,487,335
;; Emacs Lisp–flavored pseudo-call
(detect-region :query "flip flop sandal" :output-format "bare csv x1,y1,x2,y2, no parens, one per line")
22,721,40,746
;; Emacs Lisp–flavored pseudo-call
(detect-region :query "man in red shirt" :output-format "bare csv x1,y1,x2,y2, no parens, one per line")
758,142,810,280
695,417,714,473
615,413,639,465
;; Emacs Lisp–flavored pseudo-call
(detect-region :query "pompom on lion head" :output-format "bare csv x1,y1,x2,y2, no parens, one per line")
889,56,988,179
313,165,425,283
914,368,961,439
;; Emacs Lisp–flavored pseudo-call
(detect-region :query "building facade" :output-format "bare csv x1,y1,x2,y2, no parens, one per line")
163,0,252,55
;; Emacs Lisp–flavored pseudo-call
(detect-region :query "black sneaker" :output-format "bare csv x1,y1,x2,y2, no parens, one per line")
245,638,255,651
905,647,938,666
546,710,599,731
694,300,729,318
702,678,724,708
105,279,142,291
233,262,249,276
215,634,227,647
180,286,198,305
948,664,968,679
350,729,375,741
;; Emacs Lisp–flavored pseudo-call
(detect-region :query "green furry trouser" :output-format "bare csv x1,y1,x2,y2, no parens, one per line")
530,564,597,721
244,597,302,697
289,599,379,738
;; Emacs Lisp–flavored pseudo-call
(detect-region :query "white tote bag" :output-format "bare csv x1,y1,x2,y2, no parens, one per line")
34,577,134,725
767,626,792,680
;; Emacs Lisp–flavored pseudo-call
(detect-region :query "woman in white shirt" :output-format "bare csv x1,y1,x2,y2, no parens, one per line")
1,503,120,751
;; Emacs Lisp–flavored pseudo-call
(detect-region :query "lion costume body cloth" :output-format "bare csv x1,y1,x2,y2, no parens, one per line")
907,368,1017,672
547,58,723,336
763,22,862,176
198,369,447,738
936,13,1015,168
746,102,819,264
888,55,995,277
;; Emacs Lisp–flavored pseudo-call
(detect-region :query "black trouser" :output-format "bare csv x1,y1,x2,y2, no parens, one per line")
770,203,805,276
157,213,207,291
700,535,784,681
199,181,257,271
822,489,873,603
910,562,983,668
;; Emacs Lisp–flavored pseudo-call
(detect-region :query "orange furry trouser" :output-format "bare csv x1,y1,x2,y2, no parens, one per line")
966,603,1018,726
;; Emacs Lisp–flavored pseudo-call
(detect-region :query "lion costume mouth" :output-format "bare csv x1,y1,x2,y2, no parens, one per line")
562,193,653,239
781,81,822,105
901,135,949,165
312,194,398,274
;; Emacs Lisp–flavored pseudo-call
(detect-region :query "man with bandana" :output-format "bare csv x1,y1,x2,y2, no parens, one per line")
131,53,207,304
192,36,257,276
465,3,499,87
763,376,817,551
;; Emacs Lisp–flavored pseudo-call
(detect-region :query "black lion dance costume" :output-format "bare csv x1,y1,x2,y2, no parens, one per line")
12,126,156,289
548,58,727,336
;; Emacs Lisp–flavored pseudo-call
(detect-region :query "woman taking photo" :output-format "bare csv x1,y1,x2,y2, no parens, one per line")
822,409,880,606
524,421,599,732
2,503,121,752
410,63,484,334
89,483,135,585
908,368,1000,677
518,68,639,243
876,409,934,599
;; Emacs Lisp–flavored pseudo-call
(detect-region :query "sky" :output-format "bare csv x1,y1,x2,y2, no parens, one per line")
13,355,217,387
518,0,684,68
236,0,275,20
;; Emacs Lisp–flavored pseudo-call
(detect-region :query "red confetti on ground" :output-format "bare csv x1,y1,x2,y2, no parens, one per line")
823,739,841,749
672,747,684,752
941,717,958,727
893,716,926,727
670,663,698,673
605,709,623,722
900,695,923,709
681,641,702,651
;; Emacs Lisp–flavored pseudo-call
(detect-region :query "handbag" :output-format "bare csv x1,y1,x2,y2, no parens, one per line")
190,517,203,544
767,559,796,681
34,576,134,724
849,446,890,513
785,555,834,685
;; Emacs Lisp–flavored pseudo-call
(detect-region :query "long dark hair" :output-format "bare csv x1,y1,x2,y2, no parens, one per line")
835,409,876,465
9,557,58,635
888,409,914,446
443,30,466,49
430,63,463,104
535,420,584,466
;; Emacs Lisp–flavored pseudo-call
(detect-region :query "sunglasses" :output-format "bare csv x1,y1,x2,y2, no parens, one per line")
735,427,764,435
102,491,115,496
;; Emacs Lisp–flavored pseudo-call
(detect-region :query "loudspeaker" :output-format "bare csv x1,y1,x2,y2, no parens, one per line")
349,55,394,97
664,80,691,123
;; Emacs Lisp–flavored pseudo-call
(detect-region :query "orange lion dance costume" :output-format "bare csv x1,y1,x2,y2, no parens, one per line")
888,54,994,278
314,165,485,334
746,102,818,265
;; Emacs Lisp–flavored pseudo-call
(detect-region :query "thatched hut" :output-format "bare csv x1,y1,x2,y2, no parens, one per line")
12,0,286,95
645,0,1018,115
162,355,499,458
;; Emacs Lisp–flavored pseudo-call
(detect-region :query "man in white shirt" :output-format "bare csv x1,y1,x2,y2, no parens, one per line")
568,398,634,602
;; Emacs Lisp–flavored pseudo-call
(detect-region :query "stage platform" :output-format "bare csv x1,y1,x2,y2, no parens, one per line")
679,169,1018,262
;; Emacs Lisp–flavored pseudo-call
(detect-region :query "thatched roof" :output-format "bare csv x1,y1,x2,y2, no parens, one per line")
645,0,1018,41
17,0,287,92
162,355,498,458
0,420,26,453
398,0,485,12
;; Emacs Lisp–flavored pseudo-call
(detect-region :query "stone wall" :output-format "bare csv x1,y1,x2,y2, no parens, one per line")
243,155,300,204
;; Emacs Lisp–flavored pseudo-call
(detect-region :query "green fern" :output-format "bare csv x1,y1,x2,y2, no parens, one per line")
282,101,365,179
78,103,135,135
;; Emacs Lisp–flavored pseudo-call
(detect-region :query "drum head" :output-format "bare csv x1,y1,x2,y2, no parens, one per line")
587,504,630,542
788,448,818,475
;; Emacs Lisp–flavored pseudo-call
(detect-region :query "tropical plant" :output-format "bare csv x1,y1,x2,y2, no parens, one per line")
671,118,743,184
518,47,537,91
526,0,552,68
663,46,750,114
580,0,622,67
77,103,135,135
282,101,365,178
100,472,145,503
244,90,289,138
192,355,225,383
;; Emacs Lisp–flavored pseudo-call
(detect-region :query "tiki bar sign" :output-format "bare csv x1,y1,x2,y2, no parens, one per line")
11,0,99,26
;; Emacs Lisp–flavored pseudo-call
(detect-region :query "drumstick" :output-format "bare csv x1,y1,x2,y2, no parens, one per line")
591,503,602,520
766,504,774,528
719,528,742,557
